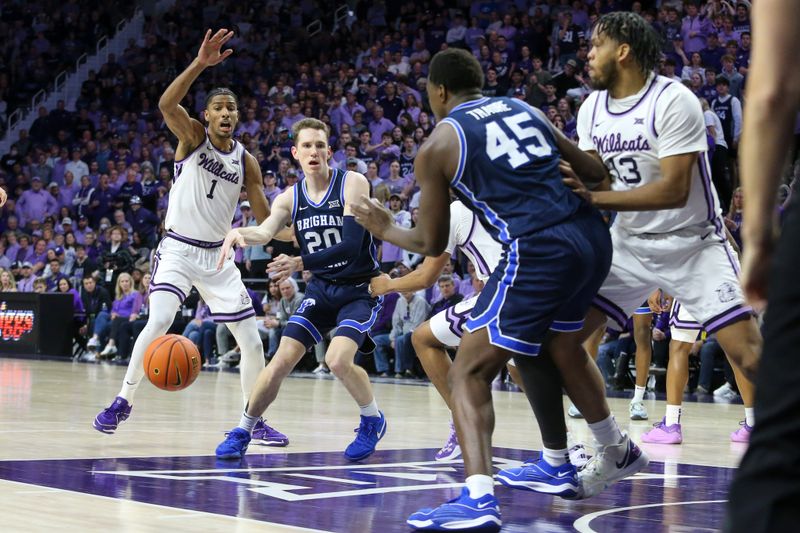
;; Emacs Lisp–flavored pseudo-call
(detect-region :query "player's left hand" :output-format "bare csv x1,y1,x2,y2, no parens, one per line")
352,195,394,239
0,186,6,207
268,254,303,283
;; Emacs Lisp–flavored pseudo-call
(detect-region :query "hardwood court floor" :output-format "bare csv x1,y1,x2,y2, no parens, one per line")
0,358,745,532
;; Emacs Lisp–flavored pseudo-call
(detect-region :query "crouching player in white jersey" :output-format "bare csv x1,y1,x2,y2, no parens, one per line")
543,12,761,496
370,200,511,460
370,200,590,466
93,30,289,446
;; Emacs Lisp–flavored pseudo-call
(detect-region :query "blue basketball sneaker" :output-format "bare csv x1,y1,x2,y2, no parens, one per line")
93,396,132,434
216,427,251,459
344,411,387,461
407,487,501,531
496,456,581,499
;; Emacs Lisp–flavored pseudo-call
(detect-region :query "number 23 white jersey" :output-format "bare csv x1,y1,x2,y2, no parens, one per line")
165,133,246,242
577,74,721,234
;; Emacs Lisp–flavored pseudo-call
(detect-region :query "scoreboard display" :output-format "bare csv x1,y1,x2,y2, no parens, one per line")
0,294,73,357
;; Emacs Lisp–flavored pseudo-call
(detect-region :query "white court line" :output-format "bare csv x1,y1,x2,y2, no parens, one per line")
287,473,375,485
0,479,331,533
573,499,728,533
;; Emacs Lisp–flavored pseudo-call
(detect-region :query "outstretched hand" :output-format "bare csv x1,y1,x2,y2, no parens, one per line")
197,29,234,67
351,195,395,239
217,229,245,271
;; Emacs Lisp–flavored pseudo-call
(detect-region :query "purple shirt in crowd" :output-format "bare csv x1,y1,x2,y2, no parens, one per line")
111,291,144,319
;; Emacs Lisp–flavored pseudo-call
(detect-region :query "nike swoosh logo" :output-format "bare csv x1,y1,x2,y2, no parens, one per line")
173,363,183,387
556,471,572,478
594,122,604,127
476,502,494,509
615,444,630,469
298,206,308,211
700,232,712,240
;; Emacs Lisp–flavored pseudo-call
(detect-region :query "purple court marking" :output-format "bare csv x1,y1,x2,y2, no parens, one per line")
0,447,732,532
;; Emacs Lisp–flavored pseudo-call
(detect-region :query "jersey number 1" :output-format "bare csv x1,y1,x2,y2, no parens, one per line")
207,179,218,199
485,112,552,168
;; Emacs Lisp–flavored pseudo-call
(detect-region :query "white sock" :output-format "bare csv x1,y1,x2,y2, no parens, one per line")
542,446,569,467
118,292,180,402
359,399,380,417
745,407,755,427
465,474,494,499
632,385,646,403
587,415,624,446
666,404,682,426
238,411,258,433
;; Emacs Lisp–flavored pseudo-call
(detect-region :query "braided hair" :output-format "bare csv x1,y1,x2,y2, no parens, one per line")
594,12,661,75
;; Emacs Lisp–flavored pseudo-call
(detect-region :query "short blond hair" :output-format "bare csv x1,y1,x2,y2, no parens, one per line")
292,118,330,145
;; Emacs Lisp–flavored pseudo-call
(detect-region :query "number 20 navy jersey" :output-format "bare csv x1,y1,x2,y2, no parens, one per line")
291,168,380,282
441,96,582,244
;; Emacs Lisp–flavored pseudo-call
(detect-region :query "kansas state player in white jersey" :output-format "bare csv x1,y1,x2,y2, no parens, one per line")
93,30,288,447
561,13,761,444
368,200,510,460
354,49,647,531
214,118,388,463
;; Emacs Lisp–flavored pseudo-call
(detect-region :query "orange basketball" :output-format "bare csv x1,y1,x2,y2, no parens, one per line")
143,334,201,391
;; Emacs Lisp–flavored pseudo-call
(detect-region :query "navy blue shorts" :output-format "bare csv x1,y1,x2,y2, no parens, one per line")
464,208,612,356
283,278,382,350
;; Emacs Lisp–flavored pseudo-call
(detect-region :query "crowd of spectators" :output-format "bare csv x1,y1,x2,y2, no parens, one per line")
0,0,136,137
1,0,799,376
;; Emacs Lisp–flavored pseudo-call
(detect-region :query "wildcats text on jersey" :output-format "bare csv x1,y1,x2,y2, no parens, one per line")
295,214,344,232
593,132,651,155
196,152,240,184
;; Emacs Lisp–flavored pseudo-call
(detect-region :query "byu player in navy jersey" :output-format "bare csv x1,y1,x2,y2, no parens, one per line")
93,30,288,447
354,48,647,531
215,118,387,462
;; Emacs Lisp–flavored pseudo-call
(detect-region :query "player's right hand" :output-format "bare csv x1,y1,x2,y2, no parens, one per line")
197,29,234,67
368,273,392,296
217,229,245,271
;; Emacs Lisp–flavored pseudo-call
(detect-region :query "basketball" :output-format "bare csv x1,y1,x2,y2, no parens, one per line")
143,335,201,391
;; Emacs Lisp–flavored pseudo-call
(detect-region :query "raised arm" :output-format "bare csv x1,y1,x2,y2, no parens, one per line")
158,29,234,157
216,188,293,270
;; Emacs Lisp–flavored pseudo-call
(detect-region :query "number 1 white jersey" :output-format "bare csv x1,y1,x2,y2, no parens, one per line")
577,74,721,234
165,133,246,242
444,200,503,282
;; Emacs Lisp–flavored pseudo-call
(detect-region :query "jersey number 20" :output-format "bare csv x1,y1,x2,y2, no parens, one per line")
304,228,342,254
485,112,552,168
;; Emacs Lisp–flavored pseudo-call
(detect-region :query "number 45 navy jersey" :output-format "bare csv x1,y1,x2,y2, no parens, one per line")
441,96,582,244
290,168,380,282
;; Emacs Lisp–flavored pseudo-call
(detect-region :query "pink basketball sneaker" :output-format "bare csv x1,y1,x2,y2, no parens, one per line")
641,418,683,444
